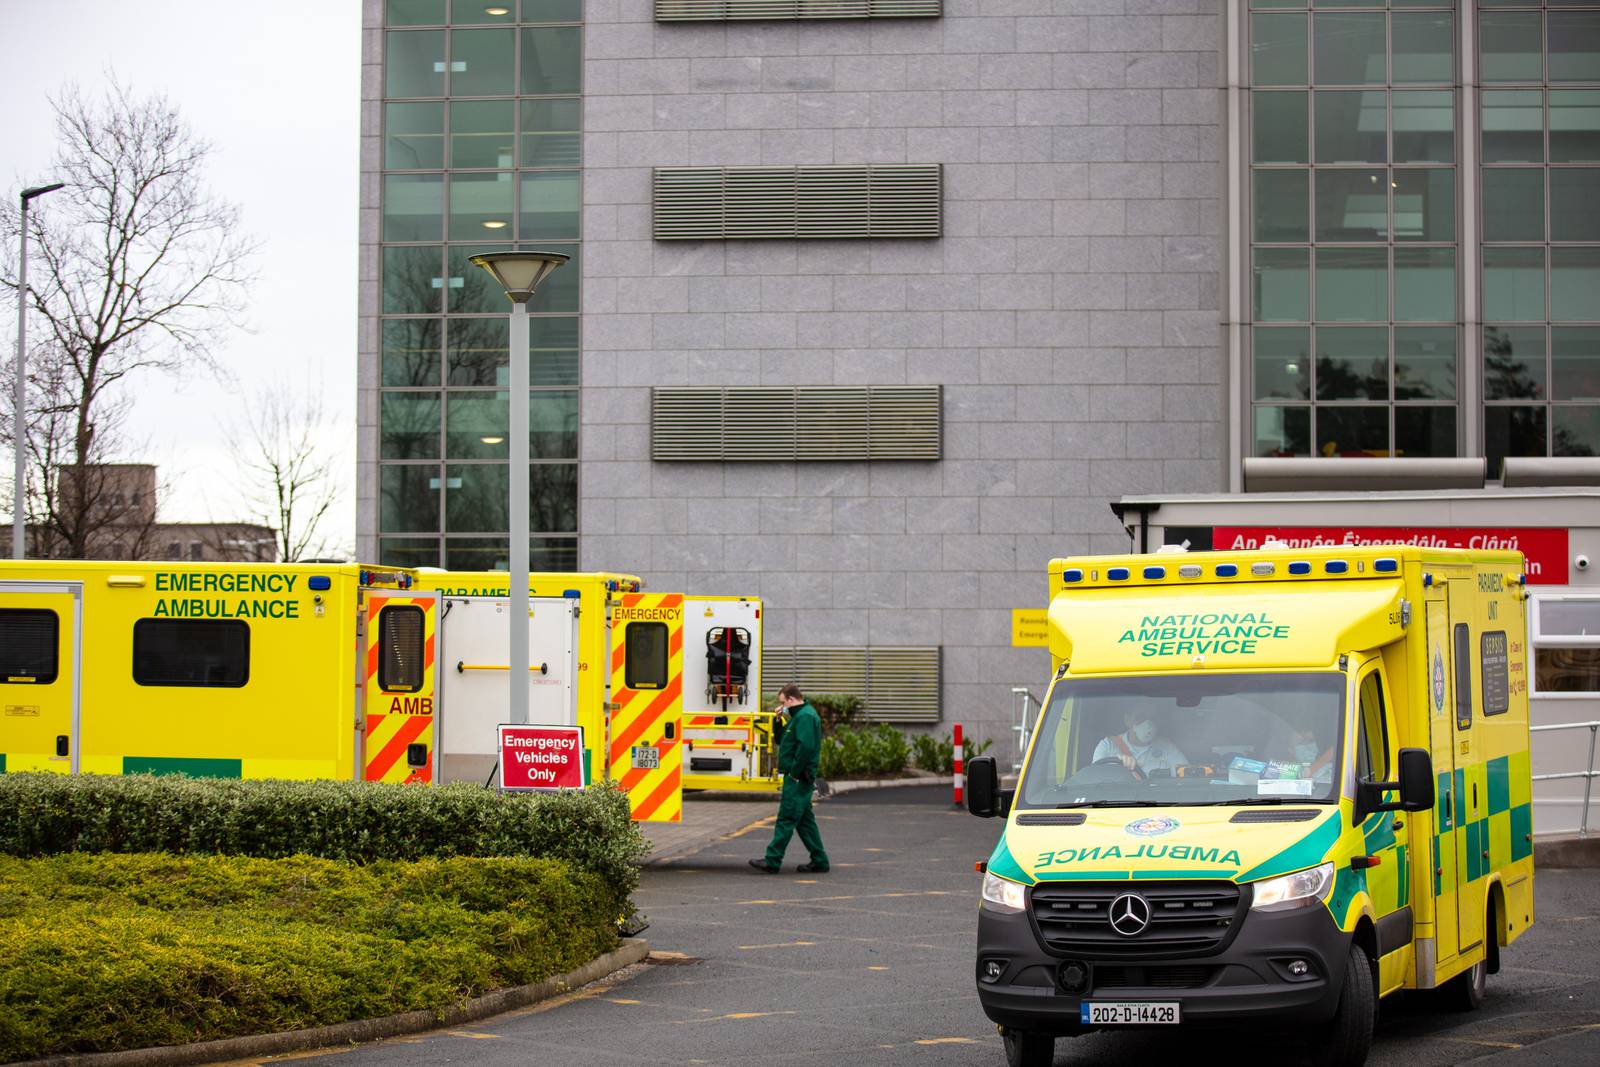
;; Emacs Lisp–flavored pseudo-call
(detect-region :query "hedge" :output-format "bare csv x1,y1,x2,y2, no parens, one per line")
0,852,618,1060
0,774,648,895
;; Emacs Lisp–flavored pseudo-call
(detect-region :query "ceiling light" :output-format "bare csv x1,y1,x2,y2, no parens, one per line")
482,219,508,229
481,435,506,445
485,5,509,14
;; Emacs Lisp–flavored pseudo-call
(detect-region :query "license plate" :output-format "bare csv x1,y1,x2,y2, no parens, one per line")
1081,1001,1180,1025
631,745,660,770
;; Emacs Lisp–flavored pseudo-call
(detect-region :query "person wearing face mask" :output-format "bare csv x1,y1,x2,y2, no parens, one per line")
1093,710,1188,775
1284,728,1335,783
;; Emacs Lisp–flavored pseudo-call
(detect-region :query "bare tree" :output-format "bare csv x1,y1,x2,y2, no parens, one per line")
226,381,344,563
2,79,256,556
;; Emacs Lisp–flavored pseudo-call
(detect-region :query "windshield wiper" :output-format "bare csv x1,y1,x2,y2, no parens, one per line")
1194,796,1295,806
1055,800,1162,808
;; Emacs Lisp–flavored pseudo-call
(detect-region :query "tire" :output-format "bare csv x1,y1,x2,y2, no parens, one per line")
1314,943,1376,1067
1002,1028,1055,1067
1446,956,1487,1012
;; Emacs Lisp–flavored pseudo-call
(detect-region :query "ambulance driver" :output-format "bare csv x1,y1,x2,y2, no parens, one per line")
1093,710,1188,775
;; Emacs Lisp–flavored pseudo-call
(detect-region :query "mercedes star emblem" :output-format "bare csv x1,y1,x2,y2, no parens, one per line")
1108,892,1152,936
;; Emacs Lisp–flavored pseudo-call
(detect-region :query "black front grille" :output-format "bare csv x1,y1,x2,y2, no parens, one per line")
1230,808,1320,823
1017,812,1087,826
1092,965,1216,989
1030,882,1244,957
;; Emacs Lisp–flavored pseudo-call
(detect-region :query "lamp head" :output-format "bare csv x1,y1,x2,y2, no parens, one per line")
467,250,570,304
21,182,66,203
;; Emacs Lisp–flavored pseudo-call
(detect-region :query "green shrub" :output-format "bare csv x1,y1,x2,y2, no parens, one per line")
818,724,913,778
911,733,995,773
0,774,647,894
0,852,619,1060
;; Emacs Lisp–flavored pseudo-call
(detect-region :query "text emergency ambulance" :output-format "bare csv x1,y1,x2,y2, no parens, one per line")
0,560,780,823
964,544,1534,1067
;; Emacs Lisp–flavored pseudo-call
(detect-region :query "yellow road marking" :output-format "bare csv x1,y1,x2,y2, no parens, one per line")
607,998,642,1005
737,939,817,950
915,1037,977,1046
796,878,818,884
444,1031,496,1040
868,965,890,971
674,1010,800,1024
1441,1038,1522,1049
862,847,884,852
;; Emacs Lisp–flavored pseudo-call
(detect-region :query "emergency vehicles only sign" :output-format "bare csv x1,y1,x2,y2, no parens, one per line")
498,725,585,791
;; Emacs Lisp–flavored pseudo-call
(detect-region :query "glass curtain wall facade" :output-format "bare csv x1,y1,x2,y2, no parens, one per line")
1246,1,1600,469
377,0,582,571
1478,1,1600,472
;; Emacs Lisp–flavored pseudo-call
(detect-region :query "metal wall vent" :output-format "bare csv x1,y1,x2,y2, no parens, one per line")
656,1,942,22
651,386,941,462
762,646,942,725
653,165,942,241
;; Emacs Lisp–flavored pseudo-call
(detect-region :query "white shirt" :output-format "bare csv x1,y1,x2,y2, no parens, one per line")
1093,732,1189,773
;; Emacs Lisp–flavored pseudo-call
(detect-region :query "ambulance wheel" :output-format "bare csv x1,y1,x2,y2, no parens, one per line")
1315,943,1376,1067
1447,957,1487,1012
1001,1028,1053,1067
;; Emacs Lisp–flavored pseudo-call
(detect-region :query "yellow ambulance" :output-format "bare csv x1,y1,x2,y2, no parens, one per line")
964,544,1533,1067
0,560,778,825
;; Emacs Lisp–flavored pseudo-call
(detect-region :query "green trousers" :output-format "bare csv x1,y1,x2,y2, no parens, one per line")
764,775,829,870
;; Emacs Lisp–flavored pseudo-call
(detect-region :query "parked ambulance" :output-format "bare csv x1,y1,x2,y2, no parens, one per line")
965,544,1534,1067
0,559,778,825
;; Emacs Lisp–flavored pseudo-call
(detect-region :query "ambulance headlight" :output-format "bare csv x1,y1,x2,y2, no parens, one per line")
981,871,1027,913
1249,862,1334,913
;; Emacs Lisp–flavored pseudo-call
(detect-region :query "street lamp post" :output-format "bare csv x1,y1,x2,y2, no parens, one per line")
467,251,569,729
12,182,65,560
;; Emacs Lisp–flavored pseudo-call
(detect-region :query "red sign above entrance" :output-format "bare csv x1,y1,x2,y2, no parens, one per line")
498,724,585,791
1211,526,1569,584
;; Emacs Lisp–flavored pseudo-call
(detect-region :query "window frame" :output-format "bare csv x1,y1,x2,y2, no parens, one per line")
1453,621,1474,730
1356,665,1391,783
624,621,670,691
1530,593,1600,698
0,608,60,685
132,618,251,689
378,605,427,694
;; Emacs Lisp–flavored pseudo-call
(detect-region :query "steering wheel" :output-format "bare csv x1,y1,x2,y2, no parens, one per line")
1091,755,1145,781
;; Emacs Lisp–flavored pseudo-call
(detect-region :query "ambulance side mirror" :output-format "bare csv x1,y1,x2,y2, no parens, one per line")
1396,748,1434,812
967,756,1000,818
1356,747,1434,817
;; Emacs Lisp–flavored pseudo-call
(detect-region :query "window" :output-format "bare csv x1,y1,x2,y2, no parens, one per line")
1481,630,1511,715
378,605,426,693
133,619,249,688
625,623,669,690
0,609,59,685
1532,595,1600,694
1357,669,1389,781
1454,621,1473,730
1248,2,1461,459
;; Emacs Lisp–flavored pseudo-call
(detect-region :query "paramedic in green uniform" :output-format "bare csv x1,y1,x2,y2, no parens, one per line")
749,684,830,874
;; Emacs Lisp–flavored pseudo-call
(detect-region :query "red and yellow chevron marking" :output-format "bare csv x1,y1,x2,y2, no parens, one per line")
685,714,752,728
609,593,683,822
363,594,437,785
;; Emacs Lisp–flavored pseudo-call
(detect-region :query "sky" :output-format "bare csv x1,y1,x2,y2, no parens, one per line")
2,1,361,551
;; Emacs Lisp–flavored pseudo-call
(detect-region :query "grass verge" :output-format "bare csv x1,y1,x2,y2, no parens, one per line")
0,852,620,1061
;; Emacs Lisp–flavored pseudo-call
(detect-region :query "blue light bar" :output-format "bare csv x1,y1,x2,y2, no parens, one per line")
1374,558,1399,573
563,588,581,598
1143,566,1165,579
1288,561,1311,575
1215,563,1238,577
1062,568,1084,583
1107,567,1130,581
308,575,331,591
1324,560,1348,574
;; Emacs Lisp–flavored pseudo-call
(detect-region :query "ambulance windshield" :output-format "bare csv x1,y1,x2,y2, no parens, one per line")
1018,672,1345,808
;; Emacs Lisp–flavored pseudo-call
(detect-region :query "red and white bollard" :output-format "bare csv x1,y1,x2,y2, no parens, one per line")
953,723,964,807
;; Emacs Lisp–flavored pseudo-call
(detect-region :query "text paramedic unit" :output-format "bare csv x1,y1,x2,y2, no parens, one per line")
963,543,1535,1067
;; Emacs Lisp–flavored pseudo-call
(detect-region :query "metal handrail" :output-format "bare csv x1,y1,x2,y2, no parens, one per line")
1011,687,1041,773
1531,720,1600,837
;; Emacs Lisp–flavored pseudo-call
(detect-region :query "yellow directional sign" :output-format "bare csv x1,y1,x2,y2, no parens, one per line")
1011,608,1048,648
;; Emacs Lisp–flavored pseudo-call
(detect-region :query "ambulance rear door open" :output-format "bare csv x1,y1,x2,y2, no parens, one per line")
360,590,440,784
433,593,579,785
681,596,780,791
0,581,82,775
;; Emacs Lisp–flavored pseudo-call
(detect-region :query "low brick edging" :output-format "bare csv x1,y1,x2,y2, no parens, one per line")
1534,835,1600,869
17,938,651,1067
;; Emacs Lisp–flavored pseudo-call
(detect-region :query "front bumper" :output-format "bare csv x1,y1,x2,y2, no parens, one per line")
975,898,1349,1035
